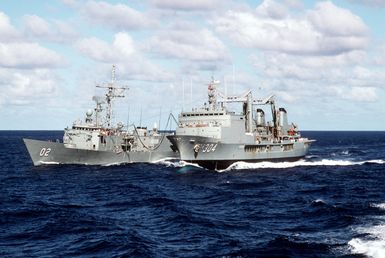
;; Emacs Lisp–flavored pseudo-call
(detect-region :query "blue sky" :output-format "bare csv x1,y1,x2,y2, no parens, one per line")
1,0,385,130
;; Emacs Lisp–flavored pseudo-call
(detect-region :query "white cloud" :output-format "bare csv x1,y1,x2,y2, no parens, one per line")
308,2,368,37
75,32,135,62
251,50,384,103
23,15,78,42
252,50,367,81
0,12,21,42
344,86,378,102
213,1,369,55
82,1,156,30
0,42,66,69
151,0,220,11
255,0,290,19
147,27,228,62
0,12,67,69
75,32,173,81
0,68,60,105
0,12,66,108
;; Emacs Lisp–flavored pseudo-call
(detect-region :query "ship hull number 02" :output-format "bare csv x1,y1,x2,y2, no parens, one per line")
39,148,51,157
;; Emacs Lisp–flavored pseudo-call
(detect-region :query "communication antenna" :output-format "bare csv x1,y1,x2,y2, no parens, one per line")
182,78,185,112
158,107,162,131
126,105,130,130
224,76,227,108
232,64,235,94
190,77,192,110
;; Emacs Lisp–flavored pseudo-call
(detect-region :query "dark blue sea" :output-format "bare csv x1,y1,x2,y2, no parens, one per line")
1,131,385,257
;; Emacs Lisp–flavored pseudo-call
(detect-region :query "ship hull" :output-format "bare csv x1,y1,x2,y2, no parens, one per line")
24,138,178,166
167,135,313,170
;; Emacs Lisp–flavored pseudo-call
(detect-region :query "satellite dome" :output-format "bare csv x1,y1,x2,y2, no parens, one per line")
86,109,93,117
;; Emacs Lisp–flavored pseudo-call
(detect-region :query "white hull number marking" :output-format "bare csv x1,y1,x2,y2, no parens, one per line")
39,148,51,157
201,143,217,153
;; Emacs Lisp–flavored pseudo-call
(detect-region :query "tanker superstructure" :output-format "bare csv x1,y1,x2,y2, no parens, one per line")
167,79,315,170
24,66,178,166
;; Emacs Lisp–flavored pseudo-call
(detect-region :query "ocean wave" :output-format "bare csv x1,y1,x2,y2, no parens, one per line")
349,224,385,258
219,159,385,171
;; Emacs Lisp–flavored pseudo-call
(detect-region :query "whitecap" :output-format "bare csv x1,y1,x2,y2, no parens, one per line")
371,203,385,210
349,224,385,258
312,199,327,205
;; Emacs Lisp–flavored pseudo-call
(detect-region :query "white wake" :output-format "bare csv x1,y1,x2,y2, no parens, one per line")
152,158,384,171
154,159,203,169
220,159,385,171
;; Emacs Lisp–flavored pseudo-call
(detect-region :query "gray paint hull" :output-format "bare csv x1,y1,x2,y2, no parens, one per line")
167,135,312,170
24,138,178,166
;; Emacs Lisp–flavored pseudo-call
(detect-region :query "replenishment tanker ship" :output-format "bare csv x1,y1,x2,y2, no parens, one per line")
24,66,178,166
167,79,315,170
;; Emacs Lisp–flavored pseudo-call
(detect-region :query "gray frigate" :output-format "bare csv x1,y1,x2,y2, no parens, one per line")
24,66,178,166
167,79,315,170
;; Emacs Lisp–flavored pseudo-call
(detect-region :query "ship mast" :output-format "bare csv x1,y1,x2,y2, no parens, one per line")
96,65,129,128
208,78,220,111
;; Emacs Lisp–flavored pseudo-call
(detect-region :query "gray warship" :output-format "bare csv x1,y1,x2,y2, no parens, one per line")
24,66,178,166
167,79,315,170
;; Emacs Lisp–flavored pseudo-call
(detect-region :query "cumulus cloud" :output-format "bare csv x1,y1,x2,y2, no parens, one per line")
23,15,78,42
0,68,60,105
0,13,66,69
82,1,156,30
308,2,368,37
255,0,290,19
147,27,229,62
0,12,66,108
213,1,369,55
0,42,66,69
75,32,173,81
0,12,21,42
251,50,384,103
75,32,135,62
151,0,220,11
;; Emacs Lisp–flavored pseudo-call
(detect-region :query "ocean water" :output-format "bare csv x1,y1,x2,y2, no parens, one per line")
1,131,385,257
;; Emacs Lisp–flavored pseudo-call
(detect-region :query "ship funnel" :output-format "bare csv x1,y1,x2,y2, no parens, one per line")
256,109,265,127
278,108,289,132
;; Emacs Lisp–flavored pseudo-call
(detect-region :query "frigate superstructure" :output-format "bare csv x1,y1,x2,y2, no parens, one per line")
167,79,315,170
24,66,178,166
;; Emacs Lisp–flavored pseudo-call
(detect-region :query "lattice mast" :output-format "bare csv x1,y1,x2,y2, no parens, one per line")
96,65,129,127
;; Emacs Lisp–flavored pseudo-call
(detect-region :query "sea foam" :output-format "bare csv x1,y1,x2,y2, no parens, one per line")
349,223,385,258
219,159,385,172
153,158,385,171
